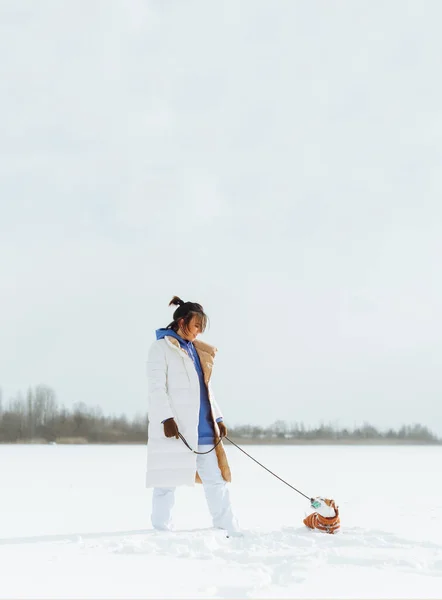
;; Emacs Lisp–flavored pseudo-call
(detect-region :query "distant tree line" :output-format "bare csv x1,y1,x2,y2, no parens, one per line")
0,385,440,444
232,419,441,443
0,385,147,443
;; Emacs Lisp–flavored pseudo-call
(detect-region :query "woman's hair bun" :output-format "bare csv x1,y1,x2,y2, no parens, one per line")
169,295,185,307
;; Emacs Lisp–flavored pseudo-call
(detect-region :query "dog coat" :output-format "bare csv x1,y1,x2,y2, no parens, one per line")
303,499,340,534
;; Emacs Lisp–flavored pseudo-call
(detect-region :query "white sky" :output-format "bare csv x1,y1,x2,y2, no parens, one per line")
1,0,441,434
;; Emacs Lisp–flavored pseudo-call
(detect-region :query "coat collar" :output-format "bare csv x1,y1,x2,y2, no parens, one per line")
164,336,217,386
193,338,217,358
163,336,217,357
163,336,190,363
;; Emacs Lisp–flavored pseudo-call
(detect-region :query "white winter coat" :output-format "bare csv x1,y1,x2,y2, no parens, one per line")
145,335,231,488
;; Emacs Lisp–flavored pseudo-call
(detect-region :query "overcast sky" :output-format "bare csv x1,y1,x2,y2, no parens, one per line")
1,0,441,435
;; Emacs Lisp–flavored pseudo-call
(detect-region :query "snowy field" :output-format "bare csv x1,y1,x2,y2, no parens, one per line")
0,443,441,599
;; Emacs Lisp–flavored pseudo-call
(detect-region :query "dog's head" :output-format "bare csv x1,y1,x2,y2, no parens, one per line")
310,497,338,518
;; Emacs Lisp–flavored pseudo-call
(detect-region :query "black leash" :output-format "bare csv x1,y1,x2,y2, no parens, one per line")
178,432,224,454
178,432,313,502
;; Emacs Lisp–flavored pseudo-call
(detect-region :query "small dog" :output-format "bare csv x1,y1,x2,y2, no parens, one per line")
303,497,340,534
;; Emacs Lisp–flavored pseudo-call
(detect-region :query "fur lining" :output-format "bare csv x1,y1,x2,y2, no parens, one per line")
213,438,231,483
193,339,218,359
193,339,217,387
193,341,231,484
165,336,187,354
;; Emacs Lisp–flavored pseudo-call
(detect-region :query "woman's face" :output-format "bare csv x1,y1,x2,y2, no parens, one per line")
179,316,203,342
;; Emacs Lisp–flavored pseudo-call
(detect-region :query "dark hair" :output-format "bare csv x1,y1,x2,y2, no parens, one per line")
167,296,208,334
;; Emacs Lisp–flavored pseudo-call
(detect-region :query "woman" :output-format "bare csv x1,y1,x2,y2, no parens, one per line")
146,296,240,535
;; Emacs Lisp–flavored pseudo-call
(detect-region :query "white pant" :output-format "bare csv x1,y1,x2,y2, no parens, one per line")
151,445,238,531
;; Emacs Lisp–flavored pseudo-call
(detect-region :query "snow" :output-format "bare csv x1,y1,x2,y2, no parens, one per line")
0,443,441,598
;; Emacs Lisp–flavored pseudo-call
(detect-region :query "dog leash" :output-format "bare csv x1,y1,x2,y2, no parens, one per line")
178,432,317,505
178,432,224,454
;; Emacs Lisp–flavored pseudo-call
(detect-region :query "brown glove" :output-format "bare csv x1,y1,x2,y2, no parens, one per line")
218,421,227,438
163,418,179,439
